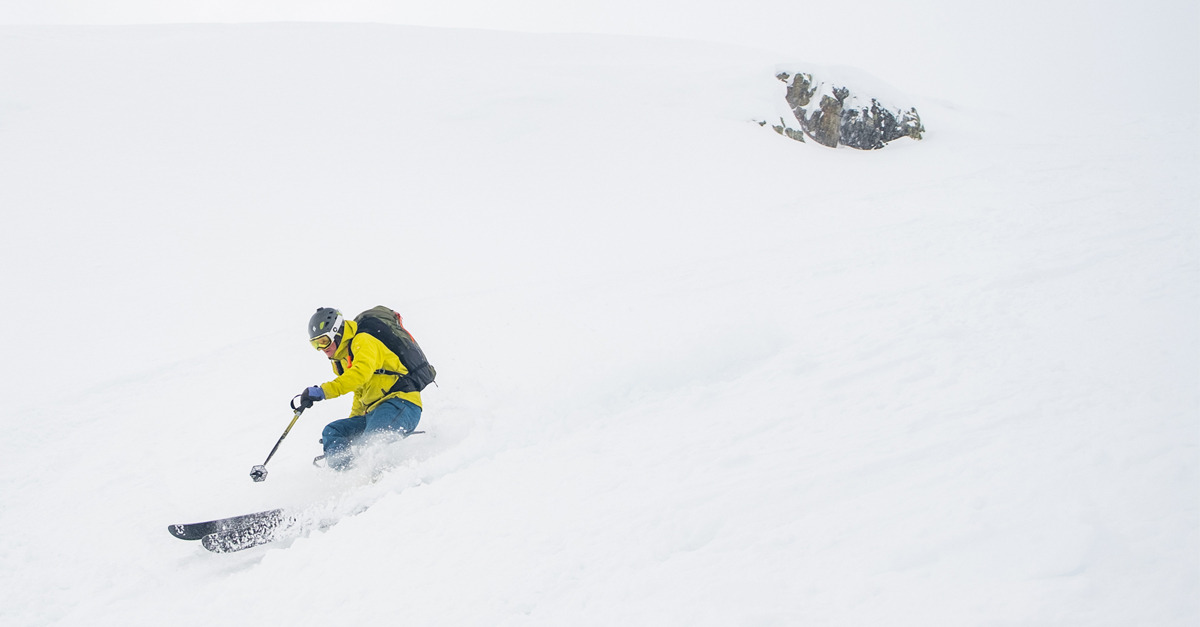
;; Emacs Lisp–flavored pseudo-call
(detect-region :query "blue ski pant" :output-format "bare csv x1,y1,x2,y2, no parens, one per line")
322,397,421,470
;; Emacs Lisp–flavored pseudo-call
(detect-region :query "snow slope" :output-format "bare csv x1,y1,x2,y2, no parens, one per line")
0,19,1196,626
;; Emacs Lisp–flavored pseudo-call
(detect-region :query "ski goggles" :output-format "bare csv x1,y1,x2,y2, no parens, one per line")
310,334,335,350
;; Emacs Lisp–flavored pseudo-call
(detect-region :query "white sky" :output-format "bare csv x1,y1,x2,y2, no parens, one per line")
1,1,1196,105
1,0,856,55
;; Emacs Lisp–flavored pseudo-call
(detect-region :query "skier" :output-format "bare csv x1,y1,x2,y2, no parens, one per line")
300,307,423,470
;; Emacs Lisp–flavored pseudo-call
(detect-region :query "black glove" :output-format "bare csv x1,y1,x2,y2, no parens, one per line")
295,386,325,409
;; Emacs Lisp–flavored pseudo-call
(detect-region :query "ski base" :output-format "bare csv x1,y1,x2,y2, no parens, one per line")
199,509,339,553
201,524,287,553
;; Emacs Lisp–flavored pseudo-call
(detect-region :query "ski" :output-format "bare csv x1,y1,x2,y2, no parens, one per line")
200,508,340,553
172,432,426,550
201,522,289,553
168,508,287,541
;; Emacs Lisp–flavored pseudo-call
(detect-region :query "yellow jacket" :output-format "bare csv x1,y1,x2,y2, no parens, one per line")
318,320,422,416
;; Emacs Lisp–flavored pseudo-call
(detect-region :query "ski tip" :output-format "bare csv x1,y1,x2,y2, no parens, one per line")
168,524,198,540
200,534,228,553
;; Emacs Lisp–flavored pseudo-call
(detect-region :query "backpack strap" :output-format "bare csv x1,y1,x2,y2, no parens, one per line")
332,337,355,375
374,364,432,395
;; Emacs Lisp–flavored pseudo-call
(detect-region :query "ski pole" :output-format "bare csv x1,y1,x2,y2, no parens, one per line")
249,398,307,482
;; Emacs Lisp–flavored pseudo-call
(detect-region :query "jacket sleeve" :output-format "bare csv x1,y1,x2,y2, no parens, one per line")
319,335,384,402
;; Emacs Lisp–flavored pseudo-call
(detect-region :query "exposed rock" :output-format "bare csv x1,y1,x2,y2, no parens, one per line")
771,71,924,150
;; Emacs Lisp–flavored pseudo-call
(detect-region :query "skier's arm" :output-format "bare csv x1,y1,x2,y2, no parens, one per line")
319,336,384,400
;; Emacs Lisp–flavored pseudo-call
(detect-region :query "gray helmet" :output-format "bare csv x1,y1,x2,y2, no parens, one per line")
308,307,345,343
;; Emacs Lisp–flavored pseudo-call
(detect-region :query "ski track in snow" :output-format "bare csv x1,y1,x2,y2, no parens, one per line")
0,17,1196,627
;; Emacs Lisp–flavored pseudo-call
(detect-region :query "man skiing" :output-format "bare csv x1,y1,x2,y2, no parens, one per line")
300,307,423,470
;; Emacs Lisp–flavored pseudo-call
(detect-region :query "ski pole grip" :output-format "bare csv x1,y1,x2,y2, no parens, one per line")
290,394,310,412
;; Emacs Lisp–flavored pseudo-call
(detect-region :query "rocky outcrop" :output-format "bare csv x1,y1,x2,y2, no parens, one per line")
770,71,924,149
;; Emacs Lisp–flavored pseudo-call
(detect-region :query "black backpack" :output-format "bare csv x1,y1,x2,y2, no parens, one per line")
348,306,437,393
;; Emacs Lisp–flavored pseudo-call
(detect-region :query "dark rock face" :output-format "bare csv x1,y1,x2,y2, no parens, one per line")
771,72,924,149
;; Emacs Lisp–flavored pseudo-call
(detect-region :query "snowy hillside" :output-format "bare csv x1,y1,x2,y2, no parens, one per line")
0,20,1196,627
